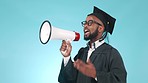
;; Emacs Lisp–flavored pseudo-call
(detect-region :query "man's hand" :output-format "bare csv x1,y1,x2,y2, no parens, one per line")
73,59,96,78
60,40,72,57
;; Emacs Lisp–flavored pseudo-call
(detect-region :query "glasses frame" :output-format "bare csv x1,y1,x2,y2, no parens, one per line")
81,20,102,27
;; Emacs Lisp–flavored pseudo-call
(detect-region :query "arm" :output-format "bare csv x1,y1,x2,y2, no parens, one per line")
58,57,77,83
58,40,78,83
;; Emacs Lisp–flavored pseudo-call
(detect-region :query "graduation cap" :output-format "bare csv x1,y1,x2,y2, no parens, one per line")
88,6,116,35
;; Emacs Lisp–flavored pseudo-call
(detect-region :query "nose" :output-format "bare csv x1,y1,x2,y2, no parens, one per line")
83,23,88,29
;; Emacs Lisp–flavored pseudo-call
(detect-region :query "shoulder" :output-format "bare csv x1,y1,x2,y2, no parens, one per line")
103,43,123,61
102,43,119,52
99,43,121,58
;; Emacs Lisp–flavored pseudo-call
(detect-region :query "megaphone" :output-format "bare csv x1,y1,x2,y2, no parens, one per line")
39,20,80,44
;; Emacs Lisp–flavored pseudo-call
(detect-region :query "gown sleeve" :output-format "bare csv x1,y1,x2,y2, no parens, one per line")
58,58,77,83
58,47,85,83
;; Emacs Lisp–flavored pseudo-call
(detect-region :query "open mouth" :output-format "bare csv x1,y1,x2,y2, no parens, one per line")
84,29,90,36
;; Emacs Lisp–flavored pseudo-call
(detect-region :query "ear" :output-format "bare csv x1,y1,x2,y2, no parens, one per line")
98,26,104,33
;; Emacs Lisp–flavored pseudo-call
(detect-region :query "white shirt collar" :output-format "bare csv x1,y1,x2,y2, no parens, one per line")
87,40,105,49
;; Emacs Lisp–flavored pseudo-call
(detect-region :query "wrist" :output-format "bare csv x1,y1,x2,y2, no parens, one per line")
63,56,71,66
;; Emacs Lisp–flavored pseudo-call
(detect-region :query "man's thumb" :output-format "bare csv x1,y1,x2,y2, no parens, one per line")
87,59,92,64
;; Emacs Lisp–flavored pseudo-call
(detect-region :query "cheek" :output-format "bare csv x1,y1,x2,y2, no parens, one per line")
90,26,98,33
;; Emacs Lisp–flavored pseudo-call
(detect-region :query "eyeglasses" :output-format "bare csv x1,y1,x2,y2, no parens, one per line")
81,20,102,27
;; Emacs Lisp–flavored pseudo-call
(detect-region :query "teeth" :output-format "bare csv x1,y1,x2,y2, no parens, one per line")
84,30,89,33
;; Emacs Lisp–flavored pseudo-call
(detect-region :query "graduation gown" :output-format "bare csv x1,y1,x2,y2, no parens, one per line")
58,43,127,83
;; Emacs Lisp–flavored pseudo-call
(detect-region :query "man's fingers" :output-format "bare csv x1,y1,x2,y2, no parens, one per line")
74,59,85,70
60,40,72,57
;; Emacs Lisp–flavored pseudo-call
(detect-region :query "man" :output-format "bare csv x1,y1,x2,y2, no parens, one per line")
58,6,127,83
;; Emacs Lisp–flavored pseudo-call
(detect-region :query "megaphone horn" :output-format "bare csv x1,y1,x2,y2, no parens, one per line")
39,20,80,44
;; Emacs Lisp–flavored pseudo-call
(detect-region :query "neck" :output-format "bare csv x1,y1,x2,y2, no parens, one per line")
90,35,102,44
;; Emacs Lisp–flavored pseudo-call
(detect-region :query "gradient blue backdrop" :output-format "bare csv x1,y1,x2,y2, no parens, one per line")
0,0,148,83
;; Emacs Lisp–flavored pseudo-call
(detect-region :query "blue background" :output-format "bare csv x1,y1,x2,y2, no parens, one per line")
0,0,148,83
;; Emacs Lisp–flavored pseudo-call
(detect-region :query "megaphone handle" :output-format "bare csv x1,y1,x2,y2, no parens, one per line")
65,39,72,43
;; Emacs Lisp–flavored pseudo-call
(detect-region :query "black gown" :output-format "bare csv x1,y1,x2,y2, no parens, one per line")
58,43,127,83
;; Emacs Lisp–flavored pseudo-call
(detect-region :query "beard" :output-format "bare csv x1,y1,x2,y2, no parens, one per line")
84,27,98,41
